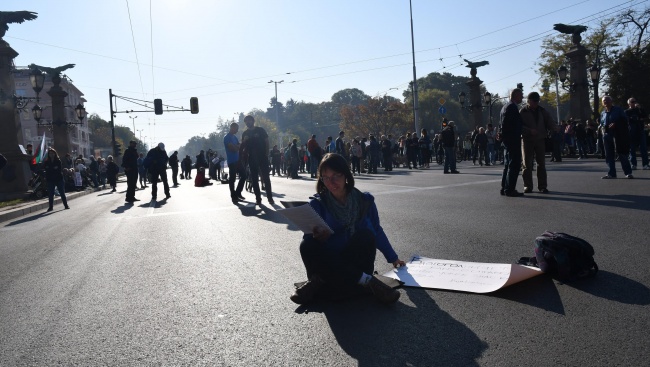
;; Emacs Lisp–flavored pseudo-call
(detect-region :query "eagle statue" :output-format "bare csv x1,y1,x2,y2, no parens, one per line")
463,59,489,69
28,63,76,78
0,11,38,39
553,23,588,45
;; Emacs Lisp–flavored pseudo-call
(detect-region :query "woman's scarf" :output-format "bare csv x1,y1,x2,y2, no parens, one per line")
324,188,361,236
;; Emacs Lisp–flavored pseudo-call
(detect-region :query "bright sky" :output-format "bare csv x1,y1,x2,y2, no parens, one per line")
4,0,645,150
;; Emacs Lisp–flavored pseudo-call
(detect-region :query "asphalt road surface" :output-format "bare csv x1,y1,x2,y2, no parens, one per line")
1,159,648,366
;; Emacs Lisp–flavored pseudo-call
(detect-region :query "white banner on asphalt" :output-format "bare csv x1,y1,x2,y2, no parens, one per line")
383,256,542,293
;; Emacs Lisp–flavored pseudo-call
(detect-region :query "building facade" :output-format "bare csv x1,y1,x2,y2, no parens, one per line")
14,67,92,158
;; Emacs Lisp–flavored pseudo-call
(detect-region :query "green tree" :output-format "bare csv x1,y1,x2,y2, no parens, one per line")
340,96,411,138
331,88,370,106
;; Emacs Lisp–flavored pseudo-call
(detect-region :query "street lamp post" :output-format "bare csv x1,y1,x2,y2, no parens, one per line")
589,64,601,122
409,0,420,134
484,92,493,124
129,115,138,135
268,80,284,127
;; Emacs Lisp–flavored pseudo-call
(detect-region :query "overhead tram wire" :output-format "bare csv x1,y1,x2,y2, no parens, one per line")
8,1,634,97
125,0,146,100
136,0,649,101
9,0,645,104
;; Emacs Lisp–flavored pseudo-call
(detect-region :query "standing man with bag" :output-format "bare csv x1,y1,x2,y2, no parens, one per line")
121,140,140,203
520,92,556,193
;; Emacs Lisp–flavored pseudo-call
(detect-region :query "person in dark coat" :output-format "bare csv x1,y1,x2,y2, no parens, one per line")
121,140,139,202
145,143,171,200
195,150,208,170
43,148,69,212
600,96,633,178
381,135,393,171
168,151,180,186
106,155,119,192
289,139,300,179
500,88,524,196
368,135,381,174
181,155,192,179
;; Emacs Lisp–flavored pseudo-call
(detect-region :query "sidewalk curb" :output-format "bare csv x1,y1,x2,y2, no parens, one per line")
0,188,97,224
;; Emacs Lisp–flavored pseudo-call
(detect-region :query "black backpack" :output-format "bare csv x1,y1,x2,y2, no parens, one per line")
519,231,598,282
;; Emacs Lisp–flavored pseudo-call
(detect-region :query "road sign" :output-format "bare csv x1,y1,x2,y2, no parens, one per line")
438,97,446,105
438,106,447,114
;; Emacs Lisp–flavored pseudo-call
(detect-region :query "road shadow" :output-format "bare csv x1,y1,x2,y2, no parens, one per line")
491,275,565,315
296,288,487,366
110,202,136,214
566,270,650,305
6,211,55,226
524,191,650,212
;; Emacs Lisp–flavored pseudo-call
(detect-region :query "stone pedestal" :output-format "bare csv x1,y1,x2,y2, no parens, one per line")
47,78,71,156
0,43,31,201
466,68,484,127
567,45,592,123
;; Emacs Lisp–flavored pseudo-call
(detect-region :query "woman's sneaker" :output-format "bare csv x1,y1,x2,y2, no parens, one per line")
367,276,400,303
290,278,323,304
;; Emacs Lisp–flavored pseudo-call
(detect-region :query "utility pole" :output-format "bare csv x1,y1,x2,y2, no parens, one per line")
268,80,284,127
409,0,420,133
109,89,117,157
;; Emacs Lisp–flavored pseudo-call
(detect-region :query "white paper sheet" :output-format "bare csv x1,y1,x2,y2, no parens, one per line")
383,256,542,293
276,204,334,234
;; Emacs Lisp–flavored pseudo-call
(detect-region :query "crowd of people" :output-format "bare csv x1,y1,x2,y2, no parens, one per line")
16,96,648,212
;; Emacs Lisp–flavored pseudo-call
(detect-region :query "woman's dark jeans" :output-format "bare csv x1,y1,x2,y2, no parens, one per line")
299,229,376,288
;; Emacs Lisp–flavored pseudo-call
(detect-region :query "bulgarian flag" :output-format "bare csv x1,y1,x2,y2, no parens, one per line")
32,132,46,165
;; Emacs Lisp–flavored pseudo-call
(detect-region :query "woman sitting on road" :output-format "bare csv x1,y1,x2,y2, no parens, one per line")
291,153,406,305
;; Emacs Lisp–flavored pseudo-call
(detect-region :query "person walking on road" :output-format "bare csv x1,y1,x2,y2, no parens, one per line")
500,88,525,196
224,122,247,204
145,143,171,200
106,155,119,192
43,148,69,212
121,140,140,203
290,153,406,305
600,96,633,179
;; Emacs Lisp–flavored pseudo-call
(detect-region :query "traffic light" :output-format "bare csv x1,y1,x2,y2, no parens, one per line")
114,143,122,157
190,97,199,114
154,99,163,115
441,118,448,130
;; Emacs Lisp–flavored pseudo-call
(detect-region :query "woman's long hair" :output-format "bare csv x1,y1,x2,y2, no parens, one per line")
316,153,354,195
44,148,60,162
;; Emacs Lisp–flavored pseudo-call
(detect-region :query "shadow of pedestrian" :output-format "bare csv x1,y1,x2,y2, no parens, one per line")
297,289,487,366
110,203,134,214
6,211,54,226
565,270,650,305
524,191,650,212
